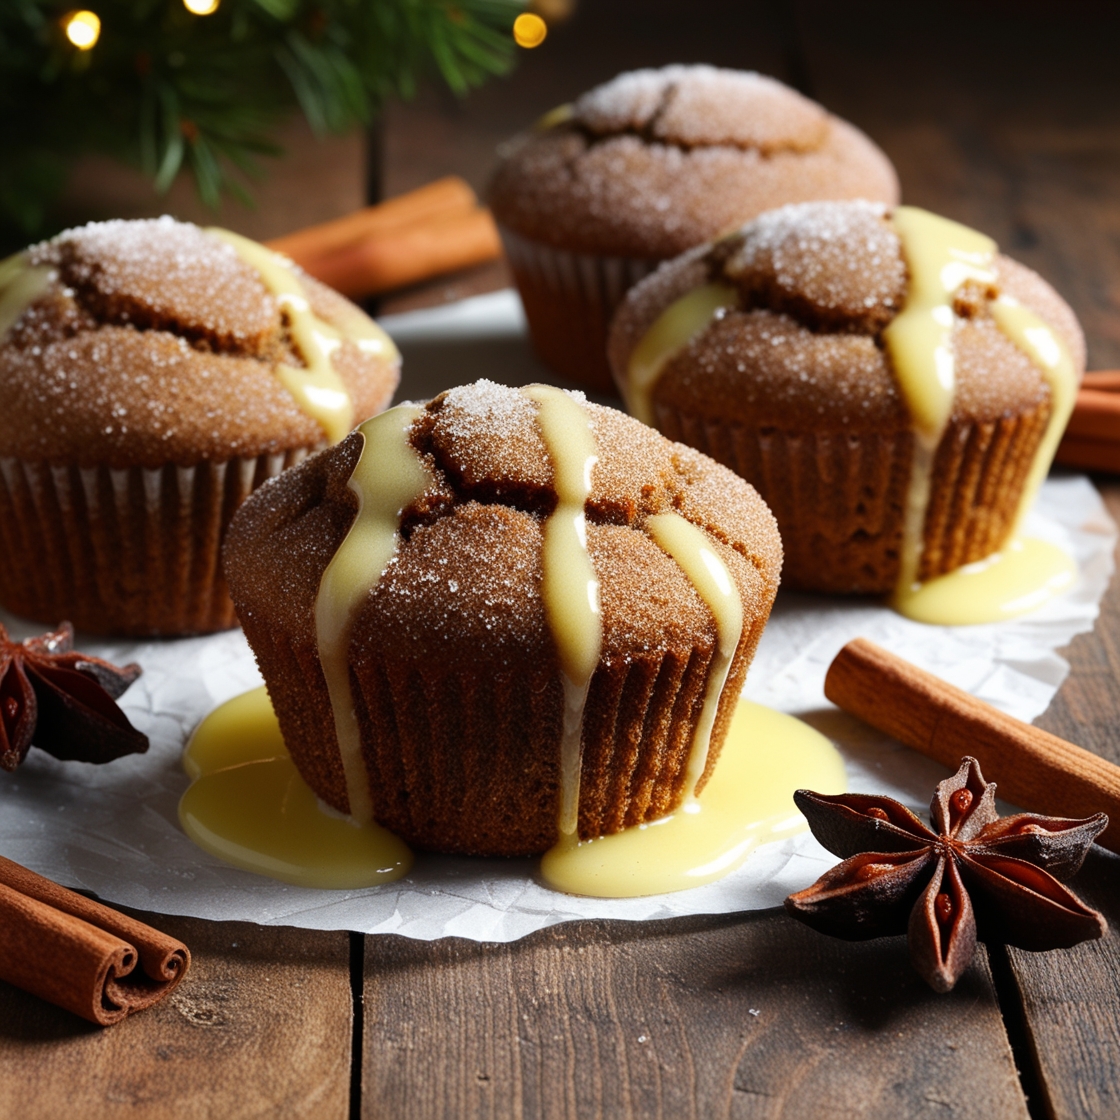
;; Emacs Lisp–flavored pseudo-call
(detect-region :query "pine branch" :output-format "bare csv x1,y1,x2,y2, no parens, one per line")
0,0,522,245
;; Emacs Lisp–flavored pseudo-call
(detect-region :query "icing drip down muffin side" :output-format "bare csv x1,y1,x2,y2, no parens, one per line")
223,380,782,857
608,201,1085,599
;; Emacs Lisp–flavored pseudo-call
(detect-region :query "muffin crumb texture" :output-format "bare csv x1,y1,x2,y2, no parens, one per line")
225,381,782,855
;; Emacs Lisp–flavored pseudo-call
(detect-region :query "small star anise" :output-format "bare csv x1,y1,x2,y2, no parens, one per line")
785,757,1108,992
0,622,148,772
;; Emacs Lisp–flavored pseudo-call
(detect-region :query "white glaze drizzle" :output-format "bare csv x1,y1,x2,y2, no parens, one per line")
885,206,1077,600
521,385,602,837
0,252,52,341
645,513,743,798
624,282,740,426
314,405,433,824
210,228,397,444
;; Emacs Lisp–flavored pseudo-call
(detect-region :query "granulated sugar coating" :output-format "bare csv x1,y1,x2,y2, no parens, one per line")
224,381,783,855
608,200,1087,594
2,217,398,467
489,65,899,259
575,66,827,152
725,200,905,333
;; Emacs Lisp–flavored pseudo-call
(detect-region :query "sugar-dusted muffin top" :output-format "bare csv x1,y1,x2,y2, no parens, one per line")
0,218,399,468
609,200,1086,430
226,379,782,659
488,66,900,260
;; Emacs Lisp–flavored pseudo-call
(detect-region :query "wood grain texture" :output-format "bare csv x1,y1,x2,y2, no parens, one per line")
796,0,1120,373
0,912,351,1120
1006,483,1120,1120
363,913,1028,1120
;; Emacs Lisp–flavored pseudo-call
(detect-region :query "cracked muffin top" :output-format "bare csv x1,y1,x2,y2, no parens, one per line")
608,201,1086,432
0,217,400,469
488,65,900,260
225,380,782,663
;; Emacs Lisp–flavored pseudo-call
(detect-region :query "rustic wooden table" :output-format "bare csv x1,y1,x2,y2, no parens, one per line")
3,3,1119,1117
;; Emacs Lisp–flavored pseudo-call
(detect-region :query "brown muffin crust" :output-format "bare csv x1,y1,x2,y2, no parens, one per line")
0,218,399,468
489,66,900,260
608,201,1085,593
225,381,782,855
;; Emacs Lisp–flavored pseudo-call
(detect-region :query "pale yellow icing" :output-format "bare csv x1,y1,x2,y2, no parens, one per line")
315,404,433,824
209,228,398,443
883,207,999,594
990,293,1079,534
541,699,844,897
624,282,740,426
892,538,1075,626
535,103,574,130
886,206,1079,623
521,385,602,837
645,512,743,796
0,253,52,341
180,688,844,898
180,686,411,889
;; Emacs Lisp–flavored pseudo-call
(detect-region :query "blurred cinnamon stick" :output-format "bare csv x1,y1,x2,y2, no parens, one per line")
0,855,189,1025
1056,370,1120,472
296,206,502,301
266,175,478,263
824,638,1120,853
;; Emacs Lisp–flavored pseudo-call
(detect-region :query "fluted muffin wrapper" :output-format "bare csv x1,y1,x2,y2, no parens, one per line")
500,225,657,394
652,399,1050,594
242,603,772,858
0,450,313,636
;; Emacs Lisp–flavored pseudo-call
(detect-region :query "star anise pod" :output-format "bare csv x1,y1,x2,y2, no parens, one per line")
785,757,1107,992
0,622,148,772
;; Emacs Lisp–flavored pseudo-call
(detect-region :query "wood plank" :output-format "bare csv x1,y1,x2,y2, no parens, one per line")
998,483,1120,1120
796,0,1120,372
0,911,352,1120
363,912,1028,1119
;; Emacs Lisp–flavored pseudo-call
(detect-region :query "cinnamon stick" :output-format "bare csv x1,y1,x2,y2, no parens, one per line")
0,855,189,1025
1055,370,1120,472
824,638,1120,853
266,175,479,265
296,206,502,300
1054,434,1120,474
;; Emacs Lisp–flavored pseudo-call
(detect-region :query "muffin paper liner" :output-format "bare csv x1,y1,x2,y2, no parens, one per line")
247,612,730,855
653,399,1050,593
500,226,657,393
0,449,312,636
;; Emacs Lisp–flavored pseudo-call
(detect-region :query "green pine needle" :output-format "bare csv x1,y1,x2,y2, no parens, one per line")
0,0,523,245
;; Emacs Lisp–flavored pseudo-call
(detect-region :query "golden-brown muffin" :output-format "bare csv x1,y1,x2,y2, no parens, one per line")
609,200,1086,594
489,65,900,392
224,380,782,856
0,217,399,635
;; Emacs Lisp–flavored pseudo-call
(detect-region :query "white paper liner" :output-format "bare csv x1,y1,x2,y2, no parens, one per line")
0,475,1111,942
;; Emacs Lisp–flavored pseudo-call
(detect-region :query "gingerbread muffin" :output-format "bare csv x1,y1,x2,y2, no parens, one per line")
489,65,899,392
223,380,782,857
608,200,1085,595
0,217,399,636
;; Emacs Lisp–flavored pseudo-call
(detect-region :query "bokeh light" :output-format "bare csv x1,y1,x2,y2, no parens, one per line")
64,10,101,50
183,0,221,13
513,13,548,49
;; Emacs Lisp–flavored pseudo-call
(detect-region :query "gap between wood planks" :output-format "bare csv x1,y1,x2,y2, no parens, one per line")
987,943,1050,1120
350,932,365,1120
